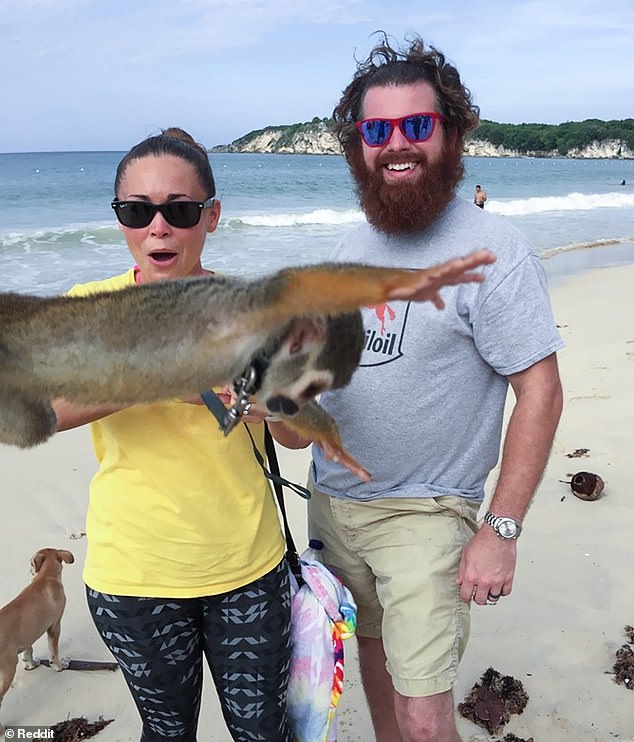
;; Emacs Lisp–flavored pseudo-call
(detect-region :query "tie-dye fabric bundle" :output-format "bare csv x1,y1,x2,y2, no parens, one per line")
287,558,357,742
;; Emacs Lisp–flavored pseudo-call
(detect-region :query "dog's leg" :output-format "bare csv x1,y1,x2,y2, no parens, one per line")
21,645,39,670
1,652,20,734
47,621,68,671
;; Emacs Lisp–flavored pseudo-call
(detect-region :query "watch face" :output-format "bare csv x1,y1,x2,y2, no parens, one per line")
498,519,518,538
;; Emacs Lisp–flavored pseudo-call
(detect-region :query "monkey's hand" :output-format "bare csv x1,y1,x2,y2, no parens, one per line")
282,402,371,482
386,249,496,309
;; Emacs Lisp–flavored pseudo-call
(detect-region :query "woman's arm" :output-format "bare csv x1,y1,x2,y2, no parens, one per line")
52,398,125,432
266,418,311,450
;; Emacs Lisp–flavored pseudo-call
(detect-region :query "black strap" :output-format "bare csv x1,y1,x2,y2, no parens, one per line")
200,388,229,423
259,425,302,576
200,388,233,432
200,390,307,577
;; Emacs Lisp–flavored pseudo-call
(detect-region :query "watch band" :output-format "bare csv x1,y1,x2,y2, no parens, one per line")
484,511,522,539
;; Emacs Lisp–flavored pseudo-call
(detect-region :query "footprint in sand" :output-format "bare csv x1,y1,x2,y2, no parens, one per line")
569,393,611,403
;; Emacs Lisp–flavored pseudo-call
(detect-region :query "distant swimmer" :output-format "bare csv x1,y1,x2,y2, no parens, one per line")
474,184,487,208
620,179,626,186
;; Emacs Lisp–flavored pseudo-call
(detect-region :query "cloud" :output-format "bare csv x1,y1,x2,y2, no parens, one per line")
2,0,633,150
2,0,370,67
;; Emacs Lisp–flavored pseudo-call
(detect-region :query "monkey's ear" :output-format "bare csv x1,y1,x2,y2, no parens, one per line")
286,317,327,355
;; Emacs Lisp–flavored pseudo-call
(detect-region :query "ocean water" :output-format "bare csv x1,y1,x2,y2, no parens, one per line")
1,151,633,295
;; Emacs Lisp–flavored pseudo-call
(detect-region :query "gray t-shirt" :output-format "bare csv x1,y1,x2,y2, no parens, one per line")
311,196,563,502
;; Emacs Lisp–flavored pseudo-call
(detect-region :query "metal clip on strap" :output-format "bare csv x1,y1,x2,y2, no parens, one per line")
214,364,260,436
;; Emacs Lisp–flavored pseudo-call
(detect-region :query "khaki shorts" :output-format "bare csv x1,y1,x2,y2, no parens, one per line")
307,483,479,697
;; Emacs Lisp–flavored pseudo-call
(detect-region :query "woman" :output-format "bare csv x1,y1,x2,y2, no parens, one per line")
53,128,295,742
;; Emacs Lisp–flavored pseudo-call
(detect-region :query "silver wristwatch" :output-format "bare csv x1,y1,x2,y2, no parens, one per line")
484,511,522,540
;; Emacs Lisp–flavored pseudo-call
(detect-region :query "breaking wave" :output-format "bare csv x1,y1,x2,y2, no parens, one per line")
221,209,365,229
488,190,634,217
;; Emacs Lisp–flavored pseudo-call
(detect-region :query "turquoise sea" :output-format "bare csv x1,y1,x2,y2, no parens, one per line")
1,151,633,295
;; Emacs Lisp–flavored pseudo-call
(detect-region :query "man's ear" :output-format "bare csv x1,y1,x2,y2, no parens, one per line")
445,126,460,154
286,317,327,355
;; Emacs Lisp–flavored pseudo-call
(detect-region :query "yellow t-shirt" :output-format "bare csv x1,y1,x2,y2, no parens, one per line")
69,270,285,597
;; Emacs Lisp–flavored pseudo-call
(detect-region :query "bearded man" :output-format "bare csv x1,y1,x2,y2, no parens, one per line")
282,33,564,742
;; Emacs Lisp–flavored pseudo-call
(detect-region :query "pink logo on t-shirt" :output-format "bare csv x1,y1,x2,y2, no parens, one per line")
360,302,410,367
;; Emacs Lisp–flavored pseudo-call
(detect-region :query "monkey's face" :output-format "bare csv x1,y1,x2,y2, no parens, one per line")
256,312,363,416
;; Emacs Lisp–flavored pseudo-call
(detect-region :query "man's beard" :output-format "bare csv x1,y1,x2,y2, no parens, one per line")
349,143,464,235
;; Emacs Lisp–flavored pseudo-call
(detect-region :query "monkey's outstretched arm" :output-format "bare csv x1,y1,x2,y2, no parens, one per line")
267,248,495,321
280,402,371,482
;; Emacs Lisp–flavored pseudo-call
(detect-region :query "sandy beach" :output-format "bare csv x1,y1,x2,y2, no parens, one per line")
2,248,634,741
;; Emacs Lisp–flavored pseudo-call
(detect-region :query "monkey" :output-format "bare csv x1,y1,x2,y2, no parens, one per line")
0,250,494,464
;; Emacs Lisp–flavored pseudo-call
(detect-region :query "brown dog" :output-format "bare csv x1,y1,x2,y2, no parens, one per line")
0,548,74,731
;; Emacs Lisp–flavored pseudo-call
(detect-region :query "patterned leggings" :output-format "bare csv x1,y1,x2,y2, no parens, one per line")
86,560,293,742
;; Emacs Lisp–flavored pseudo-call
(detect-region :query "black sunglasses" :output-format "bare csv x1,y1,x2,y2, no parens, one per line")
111,197,215,229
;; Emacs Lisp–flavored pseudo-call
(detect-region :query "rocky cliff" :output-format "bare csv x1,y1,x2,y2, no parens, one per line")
220,120,342,155
464,138,634,159
212,121,634,159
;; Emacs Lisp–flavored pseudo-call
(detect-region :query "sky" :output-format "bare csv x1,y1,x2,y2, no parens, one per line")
1,0,633,153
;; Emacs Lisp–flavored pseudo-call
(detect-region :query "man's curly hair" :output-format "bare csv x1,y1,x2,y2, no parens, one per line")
333,32,480,162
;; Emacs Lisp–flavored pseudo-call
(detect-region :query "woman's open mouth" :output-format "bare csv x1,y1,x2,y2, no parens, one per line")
149,251,178,263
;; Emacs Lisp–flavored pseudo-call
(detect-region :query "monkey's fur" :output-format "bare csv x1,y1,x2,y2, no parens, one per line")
0,257,489,454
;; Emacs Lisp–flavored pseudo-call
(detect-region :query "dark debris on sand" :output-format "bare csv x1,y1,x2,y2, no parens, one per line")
611,624,634,691
503,735,534,742
566,447,590,458
457,667,529,735
51,716,114,741
613,643,634,690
